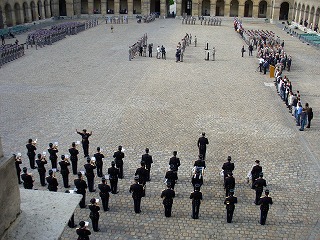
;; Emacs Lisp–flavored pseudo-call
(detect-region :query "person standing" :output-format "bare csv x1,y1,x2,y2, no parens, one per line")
84,157,96,192
48,142,59,171
222,156,234,182
26,139,37,169
194,155,206,169
76,221,91,240
250,160,262,184
129,176,144,213
307,107,313,128
252,172,267,205
89,198,100,232
148,43,153,57
191,168,203,190
113,146,124,179
197,132,209,160
59,155,71,188
141,148,153,181
248,44,253,56
241,45,245,57
135,161,148,187
161,45,166,60
69,142,79,175
224,172,235,197
258,189,273,225
299,107,308,131
160,183,175,217
108,161,119,194
190,184,203,219
156,46,161,59
94,147,105,177
21,167,34,189
36,153,47,186
76,129,92,158
224,189,237,223
98,177,111,211
165,165,178,190
14,154,22,184
46,169,58,192
74,172,88,208
169,151,180,172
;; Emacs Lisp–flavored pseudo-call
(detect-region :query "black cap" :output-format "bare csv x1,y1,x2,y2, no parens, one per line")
173,151,177,155
77,172,82,177
141,161,145,166
90,198,96,204
61,155,65,160
202,132,205,136
145,148,149,153
79,221,85,227
49,143,53,147
255,160,260,164
49,169,53,175
87,157,91,162
83,129,87,132
102,177,106,181
97,147,100,151
23,167,27,172
111,161,115,165
227,156,231,161
37,153,42,158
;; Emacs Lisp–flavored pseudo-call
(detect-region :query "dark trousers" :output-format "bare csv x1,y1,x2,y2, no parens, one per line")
71,160,78,175
226,208,235,223
263,66,267,74
133,197,142,213
110,179,118,193
79,192,86,208
82,142,89,157
117,165,123,179
101,197,109,211
16,169,21,184
68,214,75,228
146,165,151,181
87,176,95,191
90,216,99,231
96,164,103,177
260,210,269,225
164,204,172,217
199,147,206,160
28,154,36,169
62,174,69,188
192,201,200,219
39,171,46,186
226,188,232,197
51,159,57,169
255,190,263,204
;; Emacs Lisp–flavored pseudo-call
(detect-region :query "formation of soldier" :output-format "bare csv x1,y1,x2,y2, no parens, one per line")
129,33,148,60
0,43,25,67
105,16,128,24
182,16,197,25
199,16,222,26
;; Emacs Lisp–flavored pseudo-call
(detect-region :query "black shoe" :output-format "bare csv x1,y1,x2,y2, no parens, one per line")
65,185,71,188
90,189,96,192
42,184,47,186
71,225,77,228
94,228,100,232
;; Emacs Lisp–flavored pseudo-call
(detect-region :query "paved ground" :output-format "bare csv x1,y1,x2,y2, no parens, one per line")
0,18,320,240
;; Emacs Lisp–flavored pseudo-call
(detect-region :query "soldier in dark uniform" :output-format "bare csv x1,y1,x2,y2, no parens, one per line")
169,151,180,172
197,132,209,160
222,156,234,183
251,160,262,184
84,157,96,192
165,165,178,190
194,155,206,169
252,172,267,205
94,147,105,177
258,189,273,225
89,198,100,232
59,155,71,188
46,169,58,191
98,177,111,211
108,161,119,194
190,184,203,219
26,139,37,169
74,172,88,208
135,161,148,187
69,142,79,175
113,146,124,179
141,148,153,181
36,153,47,186
14,154,22,184
224,172,235,197
21,167,34,189
224,189,238,223
48,142,59,171
129,176,144,213
160,183,175,217
191,168,203,190
76,221,91,240
76,129,92,158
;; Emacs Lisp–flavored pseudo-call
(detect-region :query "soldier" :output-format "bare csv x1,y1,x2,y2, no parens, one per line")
94,147,105,177
59,154,71,188
46,169,58,191
21,167,34,189
169,151,180,172
194,36,197,47
190,184,203,219
135,161,148,187
84,157,96,192
76,221,91,239
250,160,262,184
241,45,245,57
129,176,144,213
36,153,48,186
148,43,153,57
252,172,267,205
224,172,235,197
76,129,92,158
26,138,37,169
258,189,273,225
113,146,124,179
212,47,216,61
14,154,22,184
48,142,59,171
108,161,119,194
98,177,111,211
222,156,234,182
160,182,175,217
69,142,79,175
89,198,100,232
141,148,153,181
165,164,178,190
161,45,166,60
191,168,203,190
197,132,209,160
74,172,88,208
224,189,238,223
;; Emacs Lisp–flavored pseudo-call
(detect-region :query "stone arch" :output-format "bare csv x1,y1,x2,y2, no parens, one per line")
202,0,210,16
244,0,253,17
300,4,305,23
93,0,101,13
37,0,43,19
309,6,315,26
133,0,141,14
305,4,310,21
258,0,267,18
181,0,192,15
23,2,29,22
59,0,66,15
230,0,238,17
14,3,22,25
315,7,320,28
297,2,301,22
279,1,289,20
30,1,37,21
119,0,128,13
216,0,224,16
5,3,13,27
43,0,49,18
50,0,53,16
0,7,4,28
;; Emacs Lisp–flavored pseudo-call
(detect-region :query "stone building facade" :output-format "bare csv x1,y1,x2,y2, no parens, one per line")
0,0,319,29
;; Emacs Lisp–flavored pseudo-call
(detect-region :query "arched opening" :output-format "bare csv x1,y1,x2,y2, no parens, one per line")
44,0,49,18
230,0,239,17
150,0,160,14
107,0,114,13
0,7,4,28
133,0,141,14
50,0,53,16
244,0,252,17
30,1,37,20
5,4,13,26
300,4,305,23
215,0,224,16
297,3,301,22
181,0,192,15
309,6,315,27
93,0,101,13
59,0,66,15
279,2,289,20
23,2,29,22
258,0,267,18
37,0,43,19
14,3,22,25
292,2,296,21
202,0,210,16
315,8,320,28
81,0,88,13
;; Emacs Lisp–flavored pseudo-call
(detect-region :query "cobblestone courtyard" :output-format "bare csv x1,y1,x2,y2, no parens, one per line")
0,18,320,240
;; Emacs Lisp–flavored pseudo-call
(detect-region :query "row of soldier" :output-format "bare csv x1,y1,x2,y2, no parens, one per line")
0,43,24,67
182,16,197,25
105,16,128,24
199,16,222,26
129,33,148,60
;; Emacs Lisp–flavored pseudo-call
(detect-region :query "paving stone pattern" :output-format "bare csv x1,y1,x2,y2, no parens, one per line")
0,19,319,240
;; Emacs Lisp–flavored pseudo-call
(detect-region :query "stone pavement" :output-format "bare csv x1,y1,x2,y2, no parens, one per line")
0,18,319,240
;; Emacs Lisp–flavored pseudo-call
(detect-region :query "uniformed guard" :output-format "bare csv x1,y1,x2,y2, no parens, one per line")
26,138,37,169
94,147,105,177
197,132,209,160
194,155,206,169
129,176,144,213
141,148,153,181
76,129,92,158
194,36,197,47
108,161,119,194
224,172,235,197
191,168,203,190
98,177,111,211
252,172,267,205
165,164,178,190
224,189,237,223
169,151,181,172
89,198,100,232
258,189,273,225
190,184,203,219
135,161,148,187
160,182,175,217
36,153,48,186
21,167,34,189
59,154,71,188
84,157,96,192
76,221,91,239
46,169,58,191
113,145,124,179
69,142,79,175
48,142,59,171
250,160,262,184
222,156,235,183
74,172,88,208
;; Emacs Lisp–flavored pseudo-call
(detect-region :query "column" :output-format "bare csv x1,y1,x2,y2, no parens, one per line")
24,6,31,22
74,0,81,16
192,0,199,16
271,3,280,21
101,0,107,14
238,3,244,17
66,0,74,16
210,0,216,16
160,0,167,16
128,0,133,15
176,0,182,16
141,0,149,15
252,4,258,18
225,2,230,16
114,0,120,14
88,0,94,14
